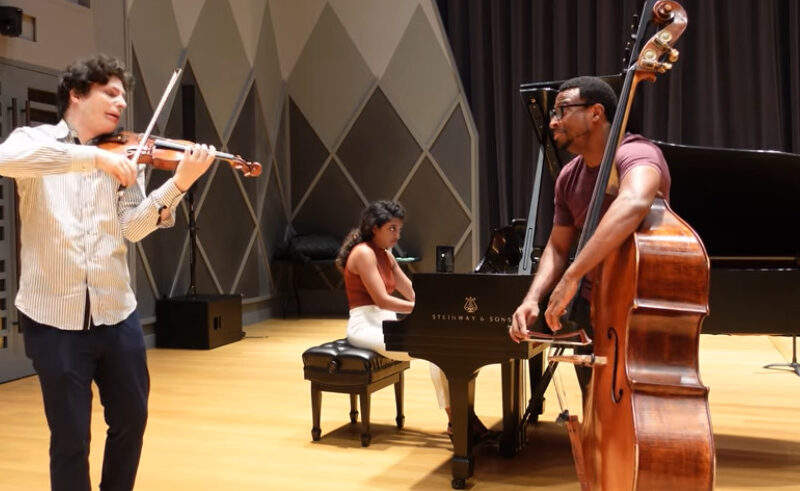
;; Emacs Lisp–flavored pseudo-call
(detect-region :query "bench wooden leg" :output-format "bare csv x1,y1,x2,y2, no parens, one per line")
359,390,371,447
310,383,322,441
349,393,358,423
394,372,405,429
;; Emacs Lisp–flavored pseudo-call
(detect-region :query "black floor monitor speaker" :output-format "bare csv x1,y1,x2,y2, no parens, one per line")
0,7,22,37
156,294,244,349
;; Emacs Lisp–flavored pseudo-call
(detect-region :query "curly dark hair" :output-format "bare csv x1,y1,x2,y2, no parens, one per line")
335,200,406,270
558,76,617,122
56,54,134,119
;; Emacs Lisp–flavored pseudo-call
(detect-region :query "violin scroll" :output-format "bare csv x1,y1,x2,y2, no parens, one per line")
228,154,262,177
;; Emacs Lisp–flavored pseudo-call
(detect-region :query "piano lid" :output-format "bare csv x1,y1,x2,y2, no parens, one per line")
658,141,800,263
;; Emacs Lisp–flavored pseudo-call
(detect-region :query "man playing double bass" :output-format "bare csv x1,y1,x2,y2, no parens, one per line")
508,76,671,392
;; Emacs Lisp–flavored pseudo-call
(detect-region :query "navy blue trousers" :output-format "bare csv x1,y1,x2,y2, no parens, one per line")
22,311,149,491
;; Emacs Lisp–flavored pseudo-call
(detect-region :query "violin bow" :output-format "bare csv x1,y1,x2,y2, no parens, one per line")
130,68,182,166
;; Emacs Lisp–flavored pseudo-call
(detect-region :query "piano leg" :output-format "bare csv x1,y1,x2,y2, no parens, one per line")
527,352,545,416
447,371,478,489
499,358,527,457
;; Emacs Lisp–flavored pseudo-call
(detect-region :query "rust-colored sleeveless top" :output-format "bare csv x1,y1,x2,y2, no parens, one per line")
344,242,396,309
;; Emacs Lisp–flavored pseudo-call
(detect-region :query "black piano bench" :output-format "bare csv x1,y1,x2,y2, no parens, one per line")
302,339,410,447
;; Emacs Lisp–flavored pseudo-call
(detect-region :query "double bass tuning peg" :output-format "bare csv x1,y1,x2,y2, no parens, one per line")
668,48,679,63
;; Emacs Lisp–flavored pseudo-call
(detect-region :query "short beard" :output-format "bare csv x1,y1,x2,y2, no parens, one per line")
555,136,572,151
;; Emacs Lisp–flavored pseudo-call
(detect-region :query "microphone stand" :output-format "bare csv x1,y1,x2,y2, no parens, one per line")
186,182,198,297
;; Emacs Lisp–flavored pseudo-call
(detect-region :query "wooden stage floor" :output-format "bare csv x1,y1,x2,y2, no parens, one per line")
0,317,798,490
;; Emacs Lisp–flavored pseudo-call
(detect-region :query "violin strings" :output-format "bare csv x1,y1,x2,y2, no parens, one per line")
152,138,237,161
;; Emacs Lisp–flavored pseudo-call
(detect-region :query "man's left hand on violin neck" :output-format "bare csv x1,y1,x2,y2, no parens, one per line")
172,143,216,192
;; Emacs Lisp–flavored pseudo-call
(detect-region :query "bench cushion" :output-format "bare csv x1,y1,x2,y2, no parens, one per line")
303,339,409,386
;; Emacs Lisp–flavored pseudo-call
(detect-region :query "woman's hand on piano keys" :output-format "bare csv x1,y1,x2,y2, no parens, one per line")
510,300,540,343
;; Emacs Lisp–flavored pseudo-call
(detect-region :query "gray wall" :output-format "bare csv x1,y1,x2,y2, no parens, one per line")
0,0,478,323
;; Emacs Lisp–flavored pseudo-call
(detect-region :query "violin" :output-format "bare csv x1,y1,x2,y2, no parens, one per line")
96,130,262,177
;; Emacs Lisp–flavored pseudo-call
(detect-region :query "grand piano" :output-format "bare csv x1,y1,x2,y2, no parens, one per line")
383,273,545,489
384,76,800,489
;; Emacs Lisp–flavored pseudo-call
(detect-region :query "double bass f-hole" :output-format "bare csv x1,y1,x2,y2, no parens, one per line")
608,327,623,403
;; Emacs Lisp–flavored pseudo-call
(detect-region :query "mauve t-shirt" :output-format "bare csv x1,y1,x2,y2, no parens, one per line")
553,133,671,297
554,133,671,229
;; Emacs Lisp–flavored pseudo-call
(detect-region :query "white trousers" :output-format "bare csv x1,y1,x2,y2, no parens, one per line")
346,305,450,409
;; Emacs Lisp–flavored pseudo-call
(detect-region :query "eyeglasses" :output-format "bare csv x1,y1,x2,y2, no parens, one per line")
549,103,593,120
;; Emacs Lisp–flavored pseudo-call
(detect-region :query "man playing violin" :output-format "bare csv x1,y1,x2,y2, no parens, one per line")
508,76,670,393
0,54,214,490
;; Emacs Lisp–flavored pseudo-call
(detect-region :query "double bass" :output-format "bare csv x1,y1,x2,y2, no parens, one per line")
554,1,715,489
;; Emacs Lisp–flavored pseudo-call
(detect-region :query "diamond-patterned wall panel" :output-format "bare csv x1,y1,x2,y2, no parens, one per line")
173,247,219,295
275,100,291,216
135,251,156,318
420,0,452,56
170,0,206,47
131,49,155,133
337,87,421,202
253,3,284,145
293,262,341,290
261,168,288,260
165,63,224,149
430,104,472,208
398,157,470,271
228,85,273,212
128,0,185,115
139,172,189,297
161,66,221,193
269,0,327,79
197,164,254,293
186,1,251,142
289,98,329,211
228,0,267,65
288,4,375,149
237,242,266,298
293,163,364,238
381,5,460,147
330,0,417,78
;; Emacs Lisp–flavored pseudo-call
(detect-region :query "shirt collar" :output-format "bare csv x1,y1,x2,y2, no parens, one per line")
55,119,81,144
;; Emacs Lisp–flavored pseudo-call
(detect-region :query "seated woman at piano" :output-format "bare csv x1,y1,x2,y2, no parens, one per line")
337,200,490,439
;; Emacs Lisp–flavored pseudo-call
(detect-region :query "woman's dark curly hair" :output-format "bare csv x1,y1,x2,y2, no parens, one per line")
56,54,134,119
335,200,405,270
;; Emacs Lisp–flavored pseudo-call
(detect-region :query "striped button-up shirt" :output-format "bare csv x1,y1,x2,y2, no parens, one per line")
0,120,185,330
